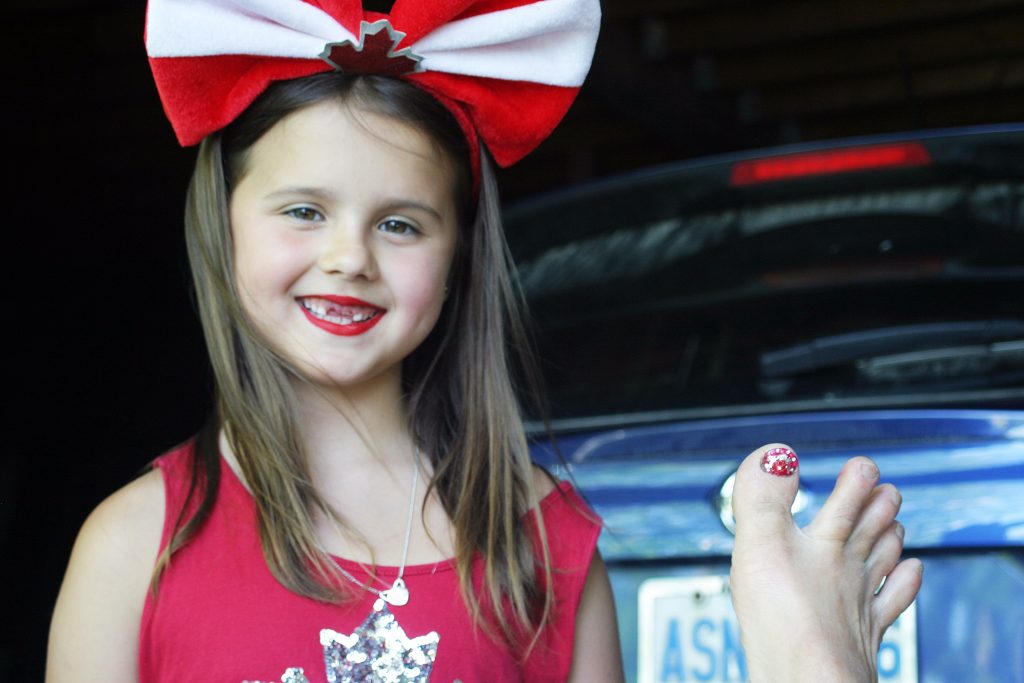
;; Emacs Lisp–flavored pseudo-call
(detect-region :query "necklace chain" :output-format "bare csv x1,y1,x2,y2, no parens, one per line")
328,448,419,607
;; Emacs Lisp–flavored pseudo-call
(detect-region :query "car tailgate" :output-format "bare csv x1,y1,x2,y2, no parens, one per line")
535,409,1024,682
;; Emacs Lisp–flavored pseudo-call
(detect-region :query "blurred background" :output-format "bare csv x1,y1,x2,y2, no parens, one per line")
5,0,1024,679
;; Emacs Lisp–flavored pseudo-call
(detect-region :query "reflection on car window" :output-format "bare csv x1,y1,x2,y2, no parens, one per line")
511,135,1024,421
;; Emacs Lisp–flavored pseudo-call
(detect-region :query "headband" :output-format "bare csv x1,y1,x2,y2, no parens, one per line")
145,0,601,170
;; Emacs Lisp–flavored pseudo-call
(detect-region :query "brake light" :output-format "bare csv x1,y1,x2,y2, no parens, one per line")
730,142,932,186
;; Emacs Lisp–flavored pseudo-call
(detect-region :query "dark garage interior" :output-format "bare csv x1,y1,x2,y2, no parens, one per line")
5,1,1024,679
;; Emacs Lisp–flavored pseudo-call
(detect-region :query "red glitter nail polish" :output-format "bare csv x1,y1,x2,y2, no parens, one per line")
761,447,798,476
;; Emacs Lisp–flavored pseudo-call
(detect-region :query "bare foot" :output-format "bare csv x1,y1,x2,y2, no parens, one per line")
730,444,923,682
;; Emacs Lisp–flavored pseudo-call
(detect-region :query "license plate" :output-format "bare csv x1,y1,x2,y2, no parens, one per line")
637,575,918,683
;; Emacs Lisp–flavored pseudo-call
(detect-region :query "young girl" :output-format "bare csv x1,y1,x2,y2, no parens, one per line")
48,1,921,681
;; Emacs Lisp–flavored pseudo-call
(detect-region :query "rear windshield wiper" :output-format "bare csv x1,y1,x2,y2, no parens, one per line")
760,320,1024,378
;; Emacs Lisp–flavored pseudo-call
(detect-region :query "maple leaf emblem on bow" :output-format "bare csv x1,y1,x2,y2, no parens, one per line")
320,20,424,77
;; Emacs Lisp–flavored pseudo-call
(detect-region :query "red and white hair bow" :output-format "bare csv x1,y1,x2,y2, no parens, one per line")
145,0,601,168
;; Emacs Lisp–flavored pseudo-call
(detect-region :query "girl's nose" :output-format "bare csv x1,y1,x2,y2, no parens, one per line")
316,235,379,280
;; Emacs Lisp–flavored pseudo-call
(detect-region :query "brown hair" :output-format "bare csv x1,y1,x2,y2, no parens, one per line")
153,72,555,652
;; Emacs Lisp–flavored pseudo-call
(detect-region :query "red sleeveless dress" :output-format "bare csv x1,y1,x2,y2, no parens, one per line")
138,441,601,682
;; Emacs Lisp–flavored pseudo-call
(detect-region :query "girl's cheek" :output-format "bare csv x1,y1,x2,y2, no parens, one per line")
237,229,307,276
392,258,451,328
404,275,447,313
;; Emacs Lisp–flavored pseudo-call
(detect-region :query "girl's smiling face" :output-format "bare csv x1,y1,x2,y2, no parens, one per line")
229,100,459,392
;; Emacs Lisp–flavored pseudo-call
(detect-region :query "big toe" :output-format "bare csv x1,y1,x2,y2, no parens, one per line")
732,443,802,542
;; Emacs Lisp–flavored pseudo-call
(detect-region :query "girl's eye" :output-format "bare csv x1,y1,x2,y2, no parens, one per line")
378,219,419,236
285,207,324,222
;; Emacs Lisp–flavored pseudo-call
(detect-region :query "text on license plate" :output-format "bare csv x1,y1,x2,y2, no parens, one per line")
638,575,918,683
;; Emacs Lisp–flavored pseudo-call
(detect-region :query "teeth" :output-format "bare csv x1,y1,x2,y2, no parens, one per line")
300,298,379,325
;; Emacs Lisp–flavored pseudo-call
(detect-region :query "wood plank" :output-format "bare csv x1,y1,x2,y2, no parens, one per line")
797,91,1024,140
601,0,754,20
709,11,1024,89
649,0,1023,53
758,57,1024,118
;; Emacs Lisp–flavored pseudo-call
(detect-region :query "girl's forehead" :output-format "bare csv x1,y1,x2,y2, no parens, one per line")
274,101,442,161
241,100,455,203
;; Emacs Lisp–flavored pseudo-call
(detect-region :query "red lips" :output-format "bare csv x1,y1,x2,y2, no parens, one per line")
297,295,385,337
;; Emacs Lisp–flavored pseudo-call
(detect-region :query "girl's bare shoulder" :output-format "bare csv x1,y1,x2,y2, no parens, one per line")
76,468,166,570
47,469,166,682
532,464,559,501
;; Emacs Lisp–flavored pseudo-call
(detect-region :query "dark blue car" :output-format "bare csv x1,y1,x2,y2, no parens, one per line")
509,126,1024,682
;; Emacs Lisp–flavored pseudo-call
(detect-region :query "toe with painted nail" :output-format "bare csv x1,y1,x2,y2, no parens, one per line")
761,446,799,477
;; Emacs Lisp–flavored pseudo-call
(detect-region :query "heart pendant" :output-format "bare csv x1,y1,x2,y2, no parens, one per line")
379,577,409,607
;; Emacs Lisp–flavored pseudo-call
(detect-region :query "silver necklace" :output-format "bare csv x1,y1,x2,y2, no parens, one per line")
329,448,418,607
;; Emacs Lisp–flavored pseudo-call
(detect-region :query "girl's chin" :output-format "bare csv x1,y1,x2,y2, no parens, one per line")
288,362,400,394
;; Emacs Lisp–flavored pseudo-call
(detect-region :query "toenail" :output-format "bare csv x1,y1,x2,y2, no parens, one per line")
889,487,902,506
860,461,880,481
761,447,798,476
894,521,905,539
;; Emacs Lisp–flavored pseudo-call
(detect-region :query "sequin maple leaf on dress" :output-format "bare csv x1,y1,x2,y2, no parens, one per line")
245,600,440,683
320,20,424,77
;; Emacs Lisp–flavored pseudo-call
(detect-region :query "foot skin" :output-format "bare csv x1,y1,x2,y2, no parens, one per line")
729,444,923,682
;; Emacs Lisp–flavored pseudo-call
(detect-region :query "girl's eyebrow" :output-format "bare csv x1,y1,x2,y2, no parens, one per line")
379,198,445,222
266,187,445,221
265,186,335,201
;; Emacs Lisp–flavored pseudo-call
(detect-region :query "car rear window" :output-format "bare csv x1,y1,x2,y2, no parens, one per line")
510,131,1024,421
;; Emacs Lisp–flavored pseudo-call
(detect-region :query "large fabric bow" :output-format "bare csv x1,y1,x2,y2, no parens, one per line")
145,0,601,167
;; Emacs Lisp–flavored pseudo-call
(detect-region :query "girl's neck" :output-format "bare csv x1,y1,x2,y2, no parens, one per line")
219,367,451,565
291,367,416,475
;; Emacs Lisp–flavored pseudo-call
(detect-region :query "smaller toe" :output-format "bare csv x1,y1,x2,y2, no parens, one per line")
866,521,905,594
806,456,882,543
848,484,902,559
873,558,924,631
